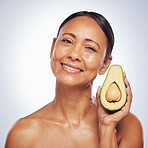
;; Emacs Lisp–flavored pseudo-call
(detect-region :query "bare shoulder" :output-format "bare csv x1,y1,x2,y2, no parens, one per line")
117,112,143,148
5,103,55,148
5,117,41,148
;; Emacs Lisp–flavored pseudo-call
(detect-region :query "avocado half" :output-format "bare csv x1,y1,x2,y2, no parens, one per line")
100,65,127,111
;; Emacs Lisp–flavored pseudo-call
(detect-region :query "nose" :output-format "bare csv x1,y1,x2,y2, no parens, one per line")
67,44,82,62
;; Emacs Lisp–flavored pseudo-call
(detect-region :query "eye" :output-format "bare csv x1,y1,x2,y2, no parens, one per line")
86,46,97,52
61,38,72,44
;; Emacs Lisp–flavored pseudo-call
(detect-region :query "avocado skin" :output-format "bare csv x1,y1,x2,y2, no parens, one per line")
100,65,127,111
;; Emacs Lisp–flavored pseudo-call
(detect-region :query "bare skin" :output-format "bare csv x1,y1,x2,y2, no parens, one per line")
5,16,143,148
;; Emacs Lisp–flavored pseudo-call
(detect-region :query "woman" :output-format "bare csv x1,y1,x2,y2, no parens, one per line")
5,11,143,148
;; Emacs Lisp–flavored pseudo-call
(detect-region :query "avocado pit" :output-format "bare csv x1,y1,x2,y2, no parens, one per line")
105,82,122,103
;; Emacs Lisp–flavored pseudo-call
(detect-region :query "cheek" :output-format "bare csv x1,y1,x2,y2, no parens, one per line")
84,54,104,72
50,57,57,76
50,49,61,75
50,47,68,75
51,46,69,63
53,48,65,60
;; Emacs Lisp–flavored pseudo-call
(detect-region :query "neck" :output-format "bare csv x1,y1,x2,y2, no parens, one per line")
53,80,94,126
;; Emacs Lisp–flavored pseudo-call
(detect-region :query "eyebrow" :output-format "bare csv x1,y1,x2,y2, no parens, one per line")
62,33,100,49
62,33,76,38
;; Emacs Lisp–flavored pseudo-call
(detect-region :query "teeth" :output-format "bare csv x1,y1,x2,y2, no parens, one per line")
63,64,81,71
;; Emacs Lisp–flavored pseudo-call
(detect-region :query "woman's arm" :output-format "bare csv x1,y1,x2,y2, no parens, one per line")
99,124,118,148
98,113,143,148
97,72,143,148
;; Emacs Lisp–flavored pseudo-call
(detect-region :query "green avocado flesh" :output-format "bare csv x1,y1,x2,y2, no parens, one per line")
100,65,127,111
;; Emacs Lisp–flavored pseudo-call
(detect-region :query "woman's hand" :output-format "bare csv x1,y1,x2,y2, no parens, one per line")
97,72,133,147
96,72,133,128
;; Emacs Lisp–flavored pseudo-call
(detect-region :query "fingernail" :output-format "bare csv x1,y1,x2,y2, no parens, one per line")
98,86,101,90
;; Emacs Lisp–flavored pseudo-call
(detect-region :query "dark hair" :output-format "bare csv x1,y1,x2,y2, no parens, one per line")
57,11,114,61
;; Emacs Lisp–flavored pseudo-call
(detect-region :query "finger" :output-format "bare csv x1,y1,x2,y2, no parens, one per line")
96,86,102,108
123,71,127,81
123,72,130,88
121,86,132,114
120,96,131,116
96,86,101,99
123,71,126,79
126,85,133,105
123,72,132,104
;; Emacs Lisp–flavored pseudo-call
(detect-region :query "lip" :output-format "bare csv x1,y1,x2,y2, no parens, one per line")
60,62,84,73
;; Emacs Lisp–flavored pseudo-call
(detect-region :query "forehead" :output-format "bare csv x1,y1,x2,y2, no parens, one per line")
58,16,107,44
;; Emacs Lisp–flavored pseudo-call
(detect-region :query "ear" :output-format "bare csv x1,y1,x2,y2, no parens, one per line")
99,55,112,75
50,38,57,58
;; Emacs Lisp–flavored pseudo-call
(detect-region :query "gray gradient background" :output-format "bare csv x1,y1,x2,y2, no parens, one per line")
0,0,148,147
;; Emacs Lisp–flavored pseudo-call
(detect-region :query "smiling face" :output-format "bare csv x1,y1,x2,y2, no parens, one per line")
50,16,112,87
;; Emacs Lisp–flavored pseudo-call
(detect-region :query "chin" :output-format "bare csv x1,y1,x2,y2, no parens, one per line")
57,76,79,86
56,75,93,89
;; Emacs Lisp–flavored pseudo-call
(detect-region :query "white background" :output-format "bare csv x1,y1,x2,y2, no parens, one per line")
0,0,148,147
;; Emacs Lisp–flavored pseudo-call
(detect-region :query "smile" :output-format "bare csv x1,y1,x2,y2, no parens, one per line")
61,63,83,73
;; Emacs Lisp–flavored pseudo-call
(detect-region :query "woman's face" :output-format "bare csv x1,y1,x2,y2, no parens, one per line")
50,16,109,87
